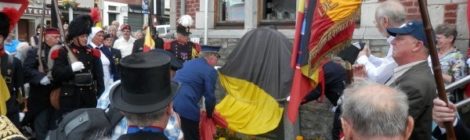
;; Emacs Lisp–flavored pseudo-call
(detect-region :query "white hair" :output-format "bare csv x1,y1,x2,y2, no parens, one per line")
375,0,406,26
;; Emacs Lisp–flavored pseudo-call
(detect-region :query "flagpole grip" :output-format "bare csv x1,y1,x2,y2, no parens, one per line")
417,0,456,139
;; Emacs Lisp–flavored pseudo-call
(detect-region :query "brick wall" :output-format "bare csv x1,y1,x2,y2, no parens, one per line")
374,0,459,23
175,0,199,27
186,0,200,19
444,3,458,24
401,0,422,20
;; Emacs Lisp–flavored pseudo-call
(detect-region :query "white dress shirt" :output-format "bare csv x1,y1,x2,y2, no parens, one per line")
356,36,397,84
113,37,136,57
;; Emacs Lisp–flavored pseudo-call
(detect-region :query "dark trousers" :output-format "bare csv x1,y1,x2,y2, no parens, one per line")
180,117,200,140
59,87,97,114
35,109,59,140
6,94,20,128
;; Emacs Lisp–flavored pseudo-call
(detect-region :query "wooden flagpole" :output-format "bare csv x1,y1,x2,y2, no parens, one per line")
417,0,456,139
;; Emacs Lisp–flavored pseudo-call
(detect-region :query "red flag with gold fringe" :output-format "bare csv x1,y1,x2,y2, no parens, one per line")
288,0,361,123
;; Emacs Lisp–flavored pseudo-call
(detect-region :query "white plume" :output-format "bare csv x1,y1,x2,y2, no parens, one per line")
178,15,193,27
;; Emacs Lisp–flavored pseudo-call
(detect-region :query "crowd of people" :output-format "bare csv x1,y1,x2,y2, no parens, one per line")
343,0,470,139
0,3,213,138
1,0,470,140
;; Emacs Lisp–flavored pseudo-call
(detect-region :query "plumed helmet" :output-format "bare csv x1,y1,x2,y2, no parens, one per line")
176,15,193,36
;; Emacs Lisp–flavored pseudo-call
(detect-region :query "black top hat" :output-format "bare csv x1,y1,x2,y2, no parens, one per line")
110,51,179,113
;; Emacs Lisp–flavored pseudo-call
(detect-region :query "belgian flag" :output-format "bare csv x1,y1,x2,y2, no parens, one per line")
216,28,293,135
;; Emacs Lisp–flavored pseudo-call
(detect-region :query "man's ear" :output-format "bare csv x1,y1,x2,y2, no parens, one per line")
341,117,352,139
404,116,415,139
382,17,390,28
412,41,425,52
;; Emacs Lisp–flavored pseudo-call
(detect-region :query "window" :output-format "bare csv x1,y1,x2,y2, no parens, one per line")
127,13,144,31
216,0,245,25
259,0,295,26
109,6,117,11
109,13,117,25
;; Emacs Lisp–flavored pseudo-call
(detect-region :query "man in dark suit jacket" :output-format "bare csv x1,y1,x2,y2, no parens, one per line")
385,21,437,140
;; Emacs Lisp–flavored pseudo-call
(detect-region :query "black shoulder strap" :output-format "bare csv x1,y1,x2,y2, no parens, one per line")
7,55,13,66
106,107,124,133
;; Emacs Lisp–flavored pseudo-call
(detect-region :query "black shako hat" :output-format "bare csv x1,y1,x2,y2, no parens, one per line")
67,15,93,42
0,13,10,38
110,51,179,113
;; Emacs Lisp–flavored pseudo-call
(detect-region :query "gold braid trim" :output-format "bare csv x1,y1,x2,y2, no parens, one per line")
302,8,361,77
303,40,352,78
0,116,26,139
309,9,361,62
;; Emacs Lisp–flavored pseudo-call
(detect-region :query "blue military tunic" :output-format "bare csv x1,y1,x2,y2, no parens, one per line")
172,58,217,122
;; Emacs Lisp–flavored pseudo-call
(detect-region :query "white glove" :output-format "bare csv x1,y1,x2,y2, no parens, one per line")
71,62,85,72
40,76,51,85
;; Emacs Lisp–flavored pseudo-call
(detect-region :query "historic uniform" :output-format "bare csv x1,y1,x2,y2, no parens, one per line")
0,3,27,128
51,15,104,114
0,52,24,128
22,28,60,124
22,28,64,139
51,43,104,113
164,15,201,61
164,40,200,62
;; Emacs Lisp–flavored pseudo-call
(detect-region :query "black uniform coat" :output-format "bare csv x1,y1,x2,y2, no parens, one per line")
23,44,54,123
51,43,104,113
1,53,24,127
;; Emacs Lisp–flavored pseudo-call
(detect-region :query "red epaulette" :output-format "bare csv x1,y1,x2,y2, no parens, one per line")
163,41,172,50
91,48,101,58
50,49,60,60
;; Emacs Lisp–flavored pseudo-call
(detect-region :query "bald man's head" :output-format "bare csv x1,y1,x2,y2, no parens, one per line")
341,80,414,140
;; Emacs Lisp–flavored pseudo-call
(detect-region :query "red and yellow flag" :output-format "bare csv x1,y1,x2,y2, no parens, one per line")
143,27,155,52
288,0,361,123
307,0,361,72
